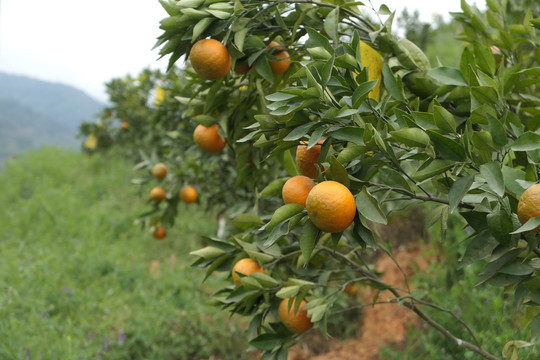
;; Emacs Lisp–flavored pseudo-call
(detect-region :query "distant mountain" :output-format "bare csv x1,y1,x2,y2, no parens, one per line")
0,99,76,161
0,72,104,131
0,72,104,163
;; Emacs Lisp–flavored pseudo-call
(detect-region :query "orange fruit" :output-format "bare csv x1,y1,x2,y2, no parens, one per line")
231,258,265,287
282,176,316,207
306,180,356,233
278,297,313,334
150,186,167,202
189,39,231,80
152,225,166,239
517,183,540,232
193,124,226,154
151,163,168,180
179,185,198,204
296,140,324,179
121,121,129,129
234,62,250,74
269,41,291,75
344,284,359,297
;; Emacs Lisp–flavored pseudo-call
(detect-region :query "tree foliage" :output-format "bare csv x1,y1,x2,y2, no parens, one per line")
80,0,540,358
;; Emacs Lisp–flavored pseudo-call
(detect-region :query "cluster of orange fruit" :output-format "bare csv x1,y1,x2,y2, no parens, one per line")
285,141,356,234
148,162,199,239
189,37,362,335
231,258,313,334
189,38,291,80
188,38,292,155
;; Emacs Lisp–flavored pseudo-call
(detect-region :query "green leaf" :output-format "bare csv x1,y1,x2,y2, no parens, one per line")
283,149,300,176
531,314,540,338
426,67,467,86
276,285,300,299
323,7,339,42
390,128,430,148
487,273,528,287
459,229,499,268
352,80,378,108
480,162,505,197
474,42,496,76
433,106,456,133
471,86,499,107
487,206,514,244
284,122,318,141
356,187,387,224
510,217,540,234
382,62,404,100
260,178,289,197
307,304,328,323
233,213,264,229
250,272,280,288
426,130,466,161
192,17,214,43
192,114,217,126
233,27,249,52
327,127,364,144
329,156,350,187
190,246,226,260
502,166,528,197
299,219,320,264
499,263,535,276
378,167,412,192
305,27,333,53
449,175,474,213
413,160,455,182
487,113,507,147
249,334,283,351
486,0,501,12
511,132,540,151
264,204,304,231
255,57,275,83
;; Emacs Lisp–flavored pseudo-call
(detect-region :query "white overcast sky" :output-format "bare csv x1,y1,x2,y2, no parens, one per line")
0,0,486,102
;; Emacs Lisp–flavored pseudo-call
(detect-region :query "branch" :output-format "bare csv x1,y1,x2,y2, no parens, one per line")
319,246,500,360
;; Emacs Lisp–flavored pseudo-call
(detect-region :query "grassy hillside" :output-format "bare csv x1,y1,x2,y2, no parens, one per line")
0,148,251,360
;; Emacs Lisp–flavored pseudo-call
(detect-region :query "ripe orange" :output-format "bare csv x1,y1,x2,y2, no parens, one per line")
278,297,313,334
150,186,167,202
269,41,291,75
344,284,359,297
121,120,129,129
296,140,324,179
179,185,198,204
234,62,250,74
282,176,316,207
517,183,540,232
152,225,166,239
152,163,168,180
189,39,231,80
306,181,356,233
193,124,226,154
231,258,265,287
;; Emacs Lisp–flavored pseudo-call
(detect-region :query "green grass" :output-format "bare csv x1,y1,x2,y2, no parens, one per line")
0,148,250,359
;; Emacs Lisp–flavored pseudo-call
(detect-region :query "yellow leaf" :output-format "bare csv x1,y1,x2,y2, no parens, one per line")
84,133,98,149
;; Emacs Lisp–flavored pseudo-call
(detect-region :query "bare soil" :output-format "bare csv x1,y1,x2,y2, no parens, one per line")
288,207,433,360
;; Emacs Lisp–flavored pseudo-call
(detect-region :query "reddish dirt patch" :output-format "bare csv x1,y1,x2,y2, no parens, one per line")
289,207,432,360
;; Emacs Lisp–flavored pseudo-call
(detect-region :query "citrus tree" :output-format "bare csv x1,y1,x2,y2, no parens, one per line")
80,0,540,358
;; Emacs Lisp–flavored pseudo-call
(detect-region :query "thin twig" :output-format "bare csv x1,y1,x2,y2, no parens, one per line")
319,246,500,360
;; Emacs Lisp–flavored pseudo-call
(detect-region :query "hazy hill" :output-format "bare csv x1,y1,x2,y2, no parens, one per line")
0,72,103,131
0,99,76,161
0,72,104,163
